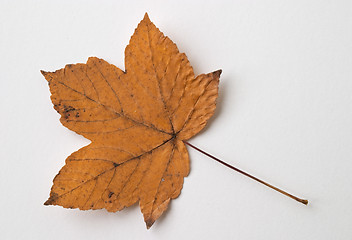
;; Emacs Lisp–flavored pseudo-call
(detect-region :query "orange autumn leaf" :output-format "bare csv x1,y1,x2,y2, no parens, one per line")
42,13,221,229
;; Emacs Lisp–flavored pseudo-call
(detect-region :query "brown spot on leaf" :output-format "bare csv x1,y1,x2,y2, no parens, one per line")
108,192,114,198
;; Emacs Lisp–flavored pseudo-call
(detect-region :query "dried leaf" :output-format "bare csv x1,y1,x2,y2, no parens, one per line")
42,13,221,228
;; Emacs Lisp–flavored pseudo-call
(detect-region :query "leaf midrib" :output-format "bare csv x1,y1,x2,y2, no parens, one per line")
53,79,173,136
48,136,175,203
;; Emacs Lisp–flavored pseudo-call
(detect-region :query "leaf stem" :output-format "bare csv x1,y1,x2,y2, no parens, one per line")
183,140,308,205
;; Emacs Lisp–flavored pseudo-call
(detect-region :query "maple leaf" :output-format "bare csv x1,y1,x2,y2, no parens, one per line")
42,13,221,228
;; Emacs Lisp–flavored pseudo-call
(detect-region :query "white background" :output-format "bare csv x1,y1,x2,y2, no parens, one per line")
1,0,352,239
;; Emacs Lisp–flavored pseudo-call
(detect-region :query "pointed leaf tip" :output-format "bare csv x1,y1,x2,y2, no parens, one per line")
44,192,58,205
146,219,155,229
143,12,150,22
214,69,222,77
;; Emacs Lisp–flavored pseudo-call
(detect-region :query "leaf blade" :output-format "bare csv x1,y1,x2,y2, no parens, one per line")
43,13,221,228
